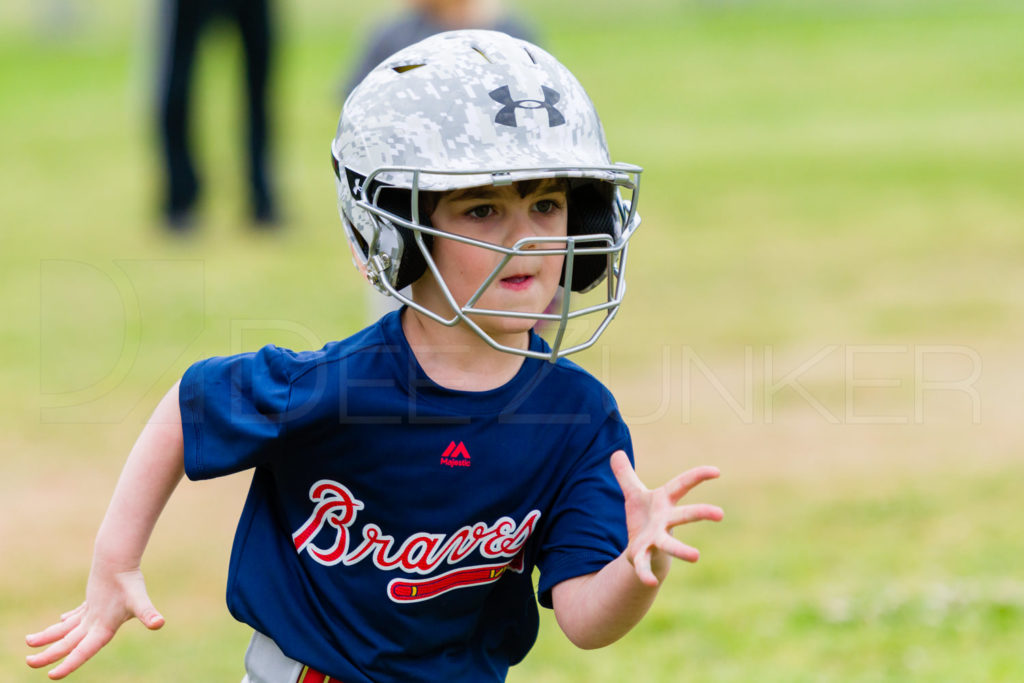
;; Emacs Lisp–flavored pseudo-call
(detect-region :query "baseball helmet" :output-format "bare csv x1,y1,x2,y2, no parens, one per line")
331,29,641,360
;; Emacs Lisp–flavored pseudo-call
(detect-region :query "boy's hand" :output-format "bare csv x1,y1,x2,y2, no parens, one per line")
25,563,164,680
610,450,723,587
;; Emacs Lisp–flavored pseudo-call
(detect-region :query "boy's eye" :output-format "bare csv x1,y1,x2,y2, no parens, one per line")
466,205,494,219
534,199,562,214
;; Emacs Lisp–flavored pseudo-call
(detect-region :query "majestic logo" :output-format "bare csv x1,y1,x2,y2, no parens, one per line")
440,440,471,468
292,479,541,603
489,85,566,128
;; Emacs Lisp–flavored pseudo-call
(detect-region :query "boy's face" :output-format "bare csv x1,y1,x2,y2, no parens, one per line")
414,179,568,338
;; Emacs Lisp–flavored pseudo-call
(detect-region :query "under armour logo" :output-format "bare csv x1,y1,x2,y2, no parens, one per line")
489,85,566,128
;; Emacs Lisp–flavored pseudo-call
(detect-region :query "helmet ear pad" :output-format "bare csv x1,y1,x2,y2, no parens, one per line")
344,167,432,291
375,187,433,290
563,182,616,292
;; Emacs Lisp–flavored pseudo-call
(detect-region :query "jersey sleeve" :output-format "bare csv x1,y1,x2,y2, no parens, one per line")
179,345,296,481
534,407,632,608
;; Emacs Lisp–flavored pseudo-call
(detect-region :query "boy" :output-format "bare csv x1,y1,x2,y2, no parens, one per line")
26,30,722,682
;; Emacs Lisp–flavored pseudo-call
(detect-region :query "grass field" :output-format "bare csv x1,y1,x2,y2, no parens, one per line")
2,0,1023,680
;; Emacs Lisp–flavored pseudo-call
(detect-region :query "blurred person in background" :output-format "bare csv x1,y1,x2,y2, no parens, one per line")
156,0,279,231
342,0,537,97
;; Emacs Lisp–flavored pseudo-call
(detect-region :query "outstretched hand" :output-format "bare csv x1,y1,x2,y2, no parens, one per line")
25,564,164,680
610,450,723,587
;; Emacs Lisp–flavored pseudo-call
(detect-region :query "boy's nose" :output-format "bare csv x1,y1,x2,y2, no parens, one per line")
506,209,540,248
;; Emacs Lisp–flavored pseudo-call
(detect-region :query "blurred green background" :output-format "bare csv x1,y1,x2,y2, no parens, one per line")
2,0,1023,680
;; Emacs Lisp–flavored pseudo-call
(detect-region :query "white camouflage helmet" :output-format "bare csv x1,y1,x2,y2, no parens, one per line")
331,29,642,360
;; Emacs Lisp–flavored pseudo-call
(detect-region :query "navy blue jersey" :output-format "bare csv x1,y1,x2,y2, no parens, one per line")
179,310,631,682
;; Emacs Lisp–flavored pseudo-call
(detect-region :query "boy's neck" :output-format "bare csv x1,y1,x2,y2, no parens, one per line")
400,307,528,392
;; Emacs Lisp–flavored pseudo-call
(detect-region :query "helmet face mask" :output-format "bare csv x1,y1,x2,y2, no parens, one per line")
332,30,642,360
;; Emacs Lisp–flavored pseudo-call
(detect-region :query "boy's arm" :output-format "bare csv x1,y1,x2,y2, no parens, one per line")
550,450,723,650
26,382,186,680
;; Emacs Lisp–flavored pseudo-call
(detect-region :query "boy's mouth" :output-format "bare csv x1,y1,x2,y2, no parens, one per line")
499,274,533,291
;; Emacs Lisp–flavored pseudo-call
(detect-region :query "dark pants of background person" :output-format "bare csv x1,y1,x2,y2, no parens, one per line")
156,0,276,226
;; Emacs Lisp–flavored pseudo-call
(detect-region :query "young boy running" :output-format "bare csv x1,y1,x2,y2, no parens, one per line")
26,30,723,682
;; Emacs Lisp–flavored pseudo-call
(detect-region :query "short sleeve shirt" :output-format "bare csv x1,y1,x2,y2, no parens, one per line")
179,310,631,682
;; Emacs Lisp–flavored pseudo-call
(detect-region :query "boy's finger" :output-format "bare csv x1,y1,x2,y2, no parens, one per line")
666,503,725,528
128,592,164,630
631,548,659,587
609,450,643,494
657,535,701,563
59,604,85,622
135,606,165,631
142,610,165,630
663,466,720,503
25,624,83,669
26,611,82,648
46,627,115,680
